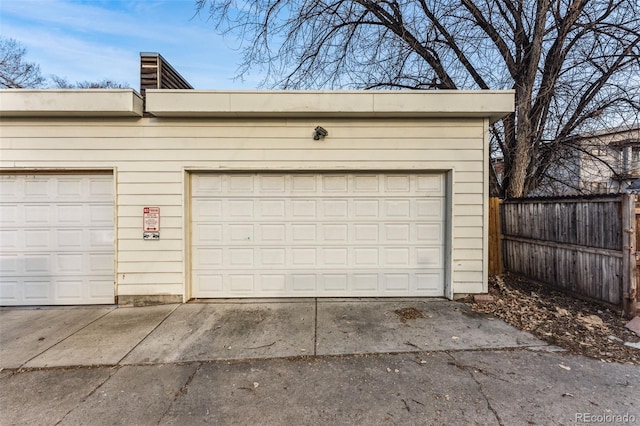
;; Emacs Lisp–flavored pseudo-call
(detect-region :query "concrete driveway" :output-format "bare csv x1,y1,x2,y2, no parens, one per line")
1,299,542,369
1,299,638,425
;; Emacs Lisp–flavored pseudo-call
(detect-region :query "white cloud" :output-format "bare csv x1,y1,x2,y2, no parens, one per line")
0,0,257,88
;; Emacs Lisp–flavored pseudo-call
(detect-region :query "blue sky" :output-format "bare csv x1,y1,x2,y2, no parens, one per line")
0,0,260,89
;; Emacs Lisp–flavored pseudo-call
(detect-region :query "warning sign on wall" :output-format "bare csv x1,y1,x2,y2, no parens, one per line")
143,207,160,240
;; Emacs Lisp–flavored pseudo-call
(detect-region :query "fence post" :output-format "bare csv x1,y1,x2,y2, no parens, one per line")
622,193,637,318
488,197,503,275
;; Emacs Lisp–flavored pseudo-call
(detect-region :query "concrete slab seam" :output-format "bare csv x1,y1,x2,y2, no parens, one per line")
115,304,181,366
2,346,559,372
18,309,115,369
446,352,505,426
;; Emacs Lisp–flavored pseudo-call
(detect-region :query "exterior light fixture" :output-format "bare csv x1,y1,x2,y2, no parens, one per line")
313,126,328,140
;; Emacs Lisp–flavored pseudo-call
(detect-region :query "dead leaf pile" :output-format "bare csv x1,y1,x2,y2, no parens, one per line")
466,274,640,365
394,307,425,323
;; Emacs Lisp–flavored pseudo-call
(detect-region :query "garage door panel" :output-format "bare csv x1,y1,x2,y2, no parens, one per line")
24,179,49,198
88,279,116,299
292,274,316,291
193,274,223,293
226,199,254,218
89,229,114,248
384,248,410,266
416,272,443,293
192,174,223,194
417,199,445,219
258,199,286,217
0,205,18,225
0,174,114,305
322,224,348,242
260,175,287,192
89,204,114,224
322,248,348,266
192,223,223,244
417,174,445,193
89,253,115,272
57,254,84,272
88,179,114,198
261,274,286,292
229,274,254,292
192,199,222,219
258,224,286,242
56,178,84,197
0,230,18,250
323,274,348,291
192,172,446,298
227,175,254,192
0,255,18,273
24,279,50,301
57,279,83,300
417,247,444,266
0,281,17,301
385,274,410,291
384,223,410,241
322,175,348,192
57,229,83,248
416,223,444,242
229,248,254,266
259,248,286,266
291,223,316,242
192,247,223,268
192,269,446,298
291,175,316,192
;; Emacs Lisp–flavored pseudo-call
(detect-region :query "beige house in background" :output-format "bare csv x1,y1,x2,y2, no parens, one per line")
0,82,513,306
540,126,640,195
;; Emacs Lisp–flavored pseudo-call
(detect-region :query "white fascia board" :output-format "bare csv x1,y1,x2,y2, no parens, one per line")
0,89,144,117
145,90,514,122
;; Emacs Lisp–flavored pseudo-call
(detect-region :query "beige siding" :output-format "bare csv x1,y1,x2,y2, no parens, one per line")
1,117,487,298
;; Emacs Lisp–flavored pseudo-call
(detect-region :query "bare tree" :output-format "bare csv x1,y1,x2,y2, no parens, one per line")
196,0,640,197
50,75,130,89
0,37,45,88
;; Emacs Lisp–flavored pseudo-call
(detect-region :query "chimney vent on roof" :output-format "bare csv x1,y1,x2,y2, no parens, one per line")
140,52,193,111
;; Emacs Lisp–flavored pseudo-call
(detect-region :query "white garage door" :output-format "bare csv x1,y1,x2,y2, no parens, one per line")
191,173,446,298
0,174,115,305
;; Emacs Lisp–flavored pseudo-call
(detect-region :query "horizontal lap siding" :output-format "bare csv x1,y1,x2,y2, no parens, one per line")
1,118,486,297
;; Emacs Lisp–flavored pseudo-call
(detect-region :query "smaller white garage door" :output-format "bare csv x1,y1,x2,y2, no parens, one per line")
0,174,115,305
191,172,446,298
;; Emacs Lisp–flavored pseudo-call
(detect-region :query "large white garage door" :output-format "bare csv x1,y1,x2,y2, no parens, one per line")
191,173,446,298
0,174,115,305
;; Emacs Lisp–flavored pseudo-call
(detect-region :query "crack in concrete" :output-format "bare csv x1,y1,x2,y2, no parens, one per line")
157,362,201,425
314,298,318,356
446,352,504,426
54,365,121,426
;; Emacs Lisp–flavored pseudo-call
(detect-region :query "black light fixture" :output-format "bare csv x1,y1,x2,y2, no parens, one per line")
313,126,328,140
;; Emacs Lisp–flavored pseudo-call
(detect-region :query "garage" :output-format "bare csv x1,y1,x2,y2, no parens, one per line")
0,173,115,305
1,87,514,305
191,172,446,298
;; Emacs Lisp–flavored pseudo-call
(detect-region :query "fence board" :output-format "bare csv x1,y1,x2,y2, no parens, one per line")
488,197,502,275
501,194,638,316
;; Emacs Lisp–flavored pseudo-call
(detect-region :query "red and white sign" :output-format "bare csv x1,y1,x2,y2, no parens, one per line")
143,207,160,232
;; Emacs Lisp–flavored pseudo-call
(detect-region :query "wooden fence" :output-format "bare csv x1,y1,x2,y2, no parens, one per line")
496,195,638,318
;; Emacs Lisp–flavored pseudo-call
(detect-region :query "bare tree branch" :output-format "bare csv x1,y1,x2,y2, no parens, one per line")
196,0,640,197
0,37,45,88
